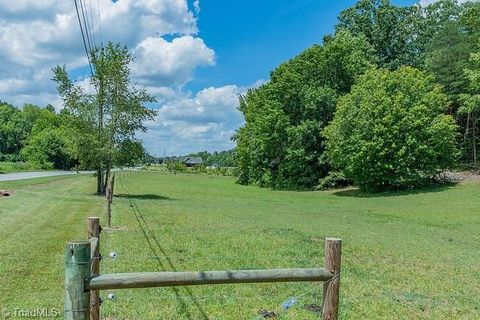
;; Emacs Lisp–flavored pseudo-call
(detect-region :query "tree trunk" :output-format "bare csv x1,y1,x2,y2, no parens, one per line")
97,168,105,196
473,113,477,166
464,112,471,146
104,166,111,193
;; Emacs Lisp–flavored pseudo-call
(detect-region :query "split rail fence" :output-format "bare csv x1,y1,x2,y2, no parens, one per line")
65,216,342,320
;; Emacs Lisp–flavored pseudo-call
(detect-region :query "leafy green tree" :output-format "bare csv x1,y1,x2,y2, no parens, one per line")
21,127,74,169
425,21,475,99
336,0,421,69
424,2,480,163
459,45,480,164
0,102,57,162
53,42,157,194
325,67,459,192
234,31,376,189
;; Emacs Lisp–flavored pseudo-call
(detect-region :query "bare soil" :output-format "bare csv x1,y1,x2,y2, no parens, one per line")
442,170,480,183
0,190,15,197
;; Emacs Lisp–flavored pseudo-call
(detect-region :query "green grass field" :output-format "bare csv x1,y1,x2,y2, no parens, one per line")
0,172,479,319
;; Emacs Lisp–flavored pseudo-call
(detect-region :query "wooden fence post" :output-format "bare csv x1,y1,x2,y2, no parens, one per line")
65,241,91,320
106,186,111,228
105,175,115,228
87,218,100,320
110,174,115,202
322,238,342,320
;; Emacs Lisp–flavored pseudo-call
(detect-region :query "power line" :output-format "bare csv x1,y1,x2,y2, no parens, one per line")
89,0,97,49
97,0,103,47
79,0,93,54
73,0,94,77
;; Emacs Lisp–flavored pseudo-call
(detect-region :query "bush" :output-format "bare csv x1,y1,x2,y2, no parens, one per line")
0,161,36,173
234,30,376,190
324,67,459,192
315,171,352,190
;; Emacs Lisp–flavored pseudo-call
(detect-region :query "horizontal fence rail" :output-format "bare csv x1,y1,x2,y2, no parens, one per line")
64,217,342,320
87,268,334,290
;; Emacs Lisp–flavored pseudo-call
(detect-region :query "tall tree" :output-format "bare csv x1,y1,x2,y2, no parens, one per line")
336,0,421,69
325,67,459,191
234,31,376,189
53,42,157,194
459,45,480,165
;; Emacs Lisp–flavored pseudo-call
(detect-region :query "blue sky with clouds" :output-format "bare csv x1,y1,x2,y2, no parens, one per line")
0,0,439,156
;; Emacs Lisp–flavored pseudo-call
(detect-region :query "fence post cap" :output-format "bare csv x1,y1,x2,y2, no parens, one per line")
325,237,342,242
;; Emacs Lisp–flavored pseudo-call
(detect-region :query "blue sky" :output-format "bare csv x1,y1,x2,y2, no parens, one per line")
0,0,427,156
188,0,417,92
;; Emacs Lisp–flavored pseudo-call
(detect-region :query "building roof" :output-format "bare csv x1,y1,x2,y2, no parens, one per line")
181,157,203,165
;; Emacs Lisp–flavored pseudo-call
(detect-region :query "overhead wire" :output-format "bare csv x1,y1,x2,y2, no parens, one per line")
79,0,93,54
88,0,97,49
73,0,94,77
97,0,104,47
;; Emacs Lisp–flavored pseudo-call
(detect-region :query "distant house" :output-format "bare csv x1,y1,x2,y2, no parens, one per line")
181,157,203,167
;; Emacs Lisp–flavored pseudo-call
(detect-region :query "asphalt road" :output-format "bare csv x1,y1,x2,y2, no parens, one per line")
0,171,91,182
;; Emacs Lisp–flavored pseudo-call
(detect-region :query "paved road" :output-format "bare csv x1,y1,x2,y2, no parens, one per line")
0,171,91,182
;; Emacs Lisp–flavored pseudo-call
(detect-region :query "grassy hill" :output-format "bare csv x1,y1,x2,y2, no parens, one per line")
0,172,478,319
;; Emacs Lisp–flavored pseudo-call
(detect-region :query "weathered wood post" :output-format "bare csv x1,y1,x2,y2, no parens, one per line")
110,174,115,202
105,175,115,228
87,218,101,320
65,241,91,320
322,238,342,320
105,186,111,228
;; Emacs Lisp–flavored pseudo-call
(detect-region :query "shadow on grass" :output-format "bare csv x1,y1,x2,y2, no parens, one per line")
333,183,456,198
119,176,208,319
115,193,173,200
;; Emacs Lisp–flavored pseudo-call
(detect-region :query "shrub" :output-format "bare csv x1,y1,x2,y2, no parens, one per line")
315,171,352,190
324,67,459,192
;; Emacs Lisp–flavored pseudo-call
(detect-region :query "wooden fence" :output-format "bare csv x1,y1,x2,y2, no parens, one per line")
65,217,342,320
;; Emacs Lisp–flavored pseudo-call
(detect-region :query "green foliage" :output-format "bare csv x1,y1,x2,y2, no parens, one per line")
325,67,459,191
187,150,236,167
165,161,187,173
53,42,157,193
336,0,422,69
315,171,352,191
21,127,74,170
0,161,36,173
0,101,74,169
425,21,476,99
234,30,376,189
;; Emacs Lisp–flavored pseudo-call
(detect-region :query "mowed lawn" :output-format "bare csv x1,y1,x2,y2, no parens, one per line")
0,172,479,319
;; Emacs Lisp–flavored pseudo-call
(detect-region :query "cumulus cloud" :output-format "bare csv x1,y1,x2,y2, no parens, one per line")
0,0,206,106
0,0,248,154
132,36,215,86
140,85,246,155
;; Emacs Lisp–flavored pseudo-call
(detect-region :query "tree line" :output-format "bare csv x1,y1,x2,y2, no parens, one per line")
187,150,236,167
0,43,156,195
234,0,480,191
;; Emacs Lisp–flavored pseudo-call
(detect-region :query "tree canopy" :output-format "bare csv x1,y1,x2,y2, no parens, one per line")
324,67,459,191
53,42,156,194
234,30,376,189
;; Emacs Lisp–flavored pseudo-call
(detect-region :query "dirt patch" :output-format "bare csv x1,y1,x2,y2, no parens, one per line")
258,309,277,318
0,190,16,197
304,303,322,313
441,171,480,183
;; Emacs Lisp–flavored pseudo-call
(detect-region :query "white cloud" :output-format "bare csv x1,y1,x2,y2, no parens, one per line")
140,85,247,155
193,0,201,14
0,0,205,106
0,0,250,154
132,36,215,86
